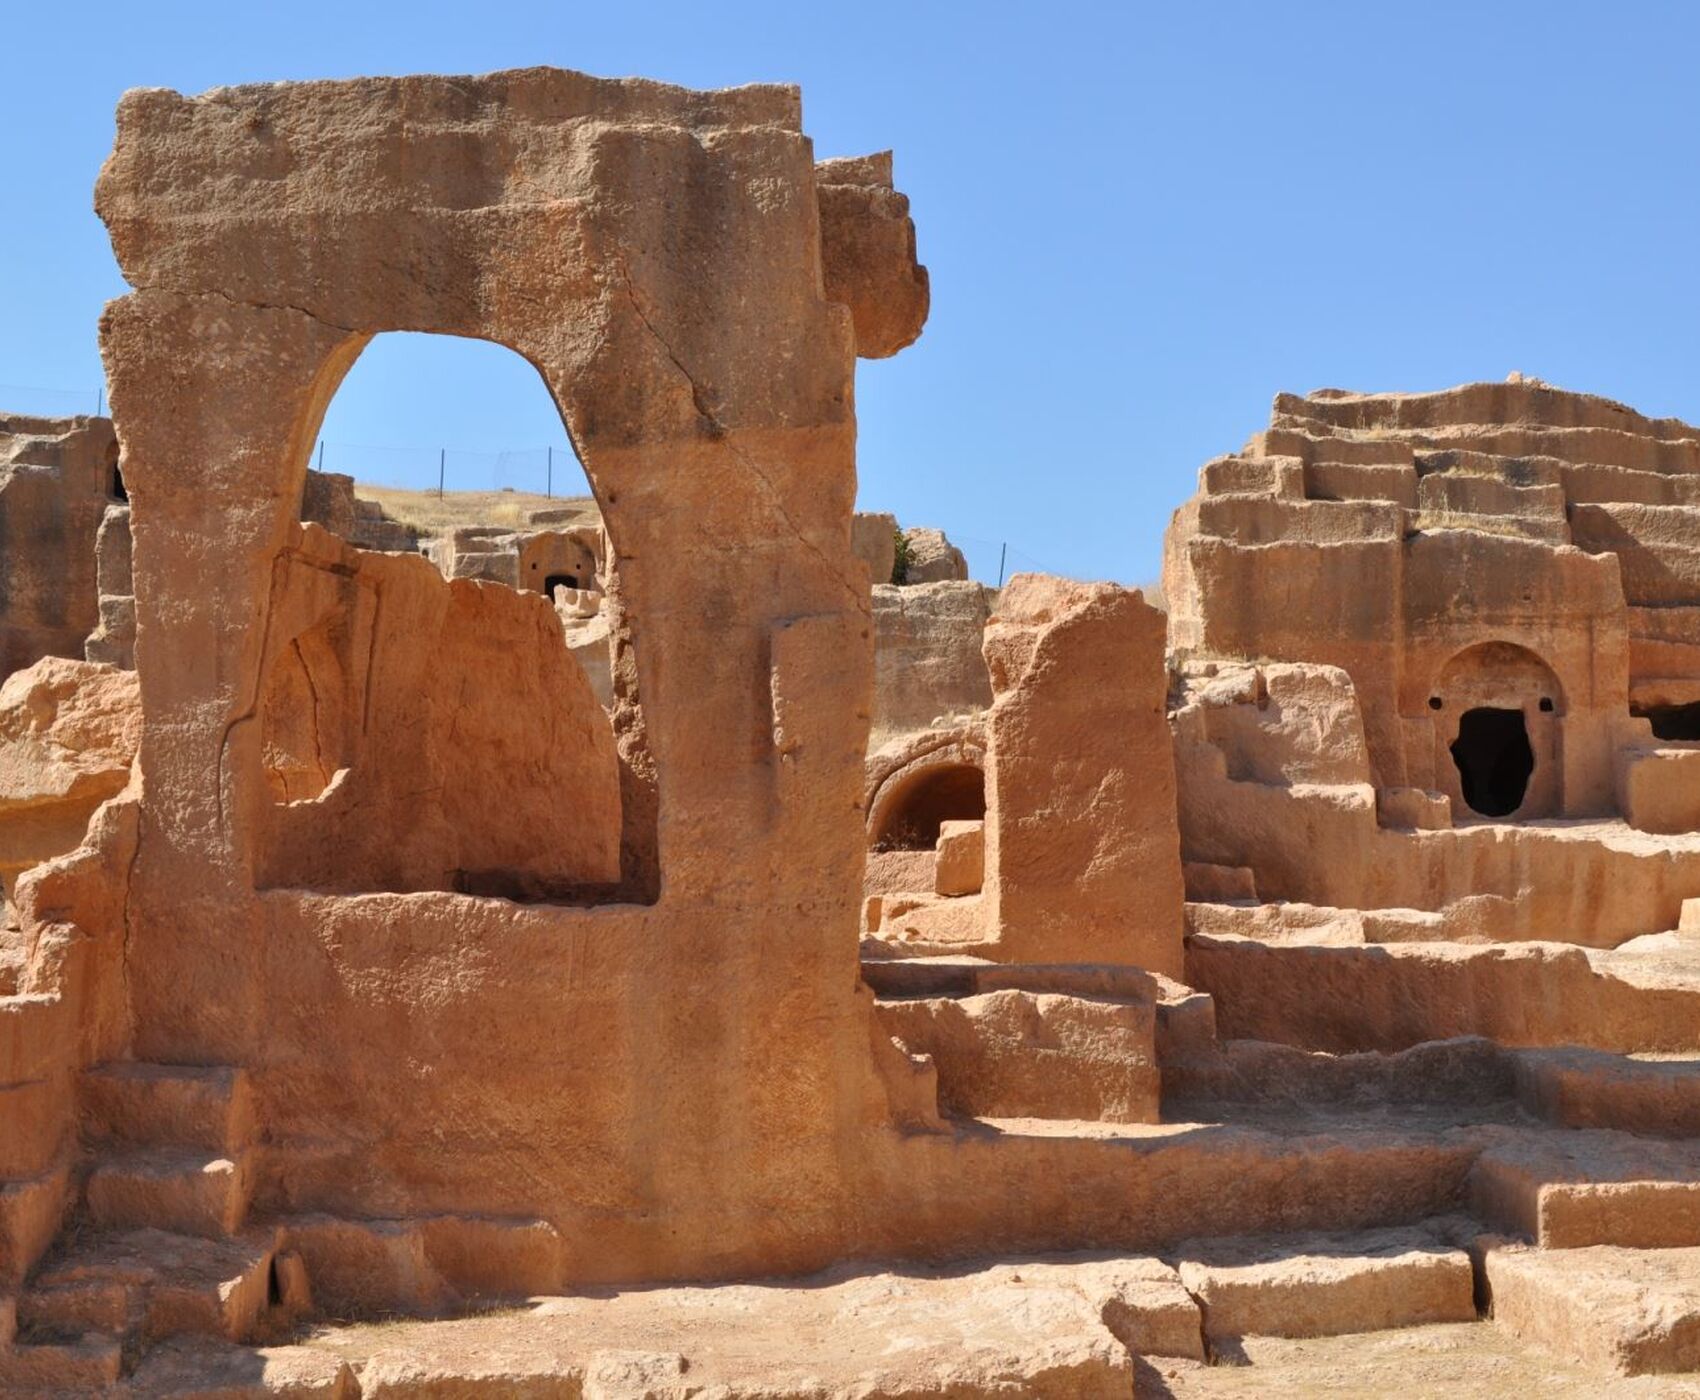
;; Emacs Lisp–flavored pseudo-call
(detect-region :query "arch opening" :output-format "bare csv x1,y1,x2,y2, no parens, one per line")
872,764,986,851
1450,707,1534,817
256,330,651,903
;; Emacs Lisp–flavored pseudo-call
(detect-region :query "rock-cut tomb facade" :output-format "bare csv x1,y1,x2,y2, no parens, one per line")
0,66,1698,1397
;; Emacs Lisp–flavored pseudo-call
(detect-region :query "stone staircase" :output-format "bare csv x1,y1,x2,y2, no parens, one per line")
861,937,1700,1382
0,1060,303,1393
0,942,1693,1388
1151,946,1700,1380
0,982,81,1390
79,1062,257,1239
1514,1045,1700,1137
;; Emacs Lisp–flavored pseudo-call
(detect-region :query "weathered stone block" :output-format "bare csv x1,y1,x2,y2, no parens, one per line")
934,819,984,896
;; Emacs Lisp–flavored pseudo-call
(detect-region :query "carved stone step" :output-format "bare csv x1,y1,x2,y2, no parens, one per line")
1169,1223,1478,1343
126,1338,359,1398
18,1226,277,1346
0,1163,71,1290
1512,1047,1700,1139
1470,1130,1700,1248
1162,1035,1512,1110
85,1148,254,1239
81,1062,254,1155
1484,1241,1700,1376
876,989,1158,1123
0,1334,123,1392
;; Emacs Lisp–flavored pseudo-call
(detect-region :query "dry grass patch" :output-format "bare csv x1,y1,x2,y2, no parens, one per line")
356,484,600,538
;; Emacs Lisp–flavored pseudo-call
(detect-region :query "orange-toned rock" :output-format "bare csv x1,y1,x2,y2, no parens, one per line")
71,65,933,1301
83,501,135,668
876,988,1158,1122
1484,1241,1700,1375
982,575,1184,975
870,580,993,742
901,525,969,583
0,415,121,680
0,657,138,919
934,818,984,896
815,152,929,359
1470,1129,1700,1248
1165,382,1700,943
852,510,898,585
1173,1226,1476,1341
253,523,621,898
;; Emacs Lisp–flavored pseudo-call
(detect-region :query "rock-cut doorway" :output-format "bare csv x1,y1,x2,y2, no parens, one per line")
1450,706,1534,818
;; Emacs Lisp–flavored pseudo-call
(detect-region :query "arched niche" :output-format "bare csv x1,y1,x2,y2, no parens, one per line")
1427,640,1564,820
867,741,988,851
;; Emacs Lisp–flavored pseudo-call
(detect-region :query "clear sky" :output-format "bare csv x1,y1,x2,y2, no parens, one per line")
4,2,1697,585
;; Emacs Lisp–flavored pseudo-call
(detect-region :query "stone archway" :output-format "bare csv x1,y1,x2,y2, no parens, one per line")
91,66,930,1280
1429,641,1563,820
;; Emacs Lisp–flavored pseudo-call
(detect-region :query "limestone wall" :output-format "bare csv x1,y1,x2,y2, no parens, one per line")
982,576,1185,975
253,522,621,897
870,580,994,741
1164,381,1700,824
78,65,932,1280
0,416,120,680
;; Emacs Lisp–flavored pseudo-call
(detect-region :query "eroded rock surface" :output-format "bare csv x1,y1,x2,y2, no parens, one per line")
5,64,1700,1400
0,656,138,920
0,415,120,681
870,580,994,741
902,524,970,583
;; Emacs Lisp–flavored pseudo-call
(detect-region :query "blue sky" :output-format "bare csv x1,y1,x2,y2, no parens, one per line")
3,3,1697,584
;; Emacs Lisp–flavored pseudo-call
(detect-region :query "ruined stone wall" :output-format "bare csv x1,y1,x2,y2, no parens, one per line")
1164,382,1696,823
254,522,621,898
982,576,1184,975
89,66,929,1279
861,576,1186,977
299,469,360,540
0,416,119,680
0,658,138,920
870,580,994,741
83,503,134,668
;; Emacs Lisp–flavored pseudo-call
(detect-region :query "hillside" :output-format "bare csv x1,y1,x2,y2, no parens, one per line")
354,483,601,537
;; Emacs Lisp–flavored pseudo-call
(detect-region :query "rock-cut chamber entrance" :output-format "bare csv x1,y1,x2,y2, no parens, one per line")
1450,706,1534,818
872,763,986,850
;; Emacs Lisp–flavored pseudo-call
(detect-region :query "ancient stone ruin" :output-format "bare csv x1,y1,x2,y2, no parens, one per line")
0,66,1698,1396
0,415,126,677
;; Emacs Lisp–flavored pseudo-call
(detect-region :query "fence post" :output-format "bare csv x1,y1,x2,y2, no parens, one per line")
997,542,1007,588
438,447,446,498
97,385,105,416
317,441,325,471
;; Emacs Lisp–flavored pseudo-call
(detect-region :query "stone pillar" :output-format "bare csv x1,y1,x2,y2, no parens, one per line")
981,574,1185,977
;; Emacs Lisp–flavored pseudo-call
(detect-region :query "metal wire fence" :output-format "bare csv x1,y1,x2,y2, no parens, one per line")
949,533,1076,586
310,441,583,498
0,383,107,419
1,382,1074,584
